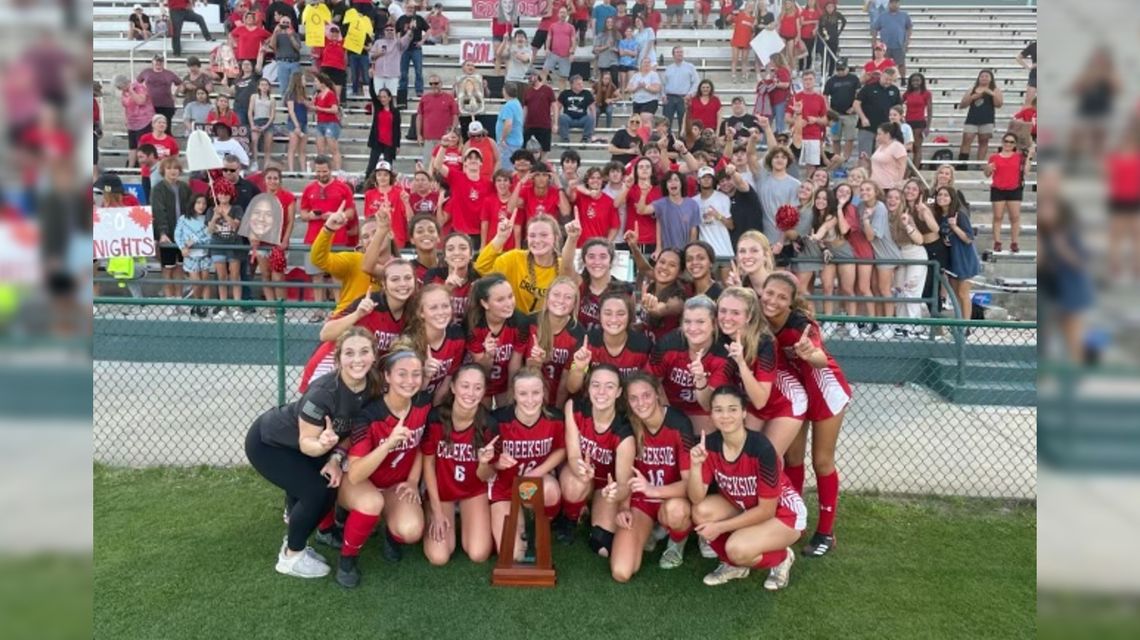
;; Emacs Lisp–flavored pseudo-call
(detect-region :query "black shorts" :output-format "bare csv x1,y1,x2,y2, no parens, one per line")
159,246,183,267
633,100,659,115
907,119,927,131
321,67,347,87
1109,197,1140,215
990,186,1024,202
531,29,548,50
127,124,153,150
523,127,552,152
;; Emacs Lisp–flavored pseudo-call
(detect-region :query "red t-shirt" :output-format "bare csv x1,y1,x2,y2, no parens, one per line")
492,18,511,37
518,182,563,227
799,7,820,39
863,57,896,79
364,185,410,247
523,84,557,129
300,179,356,244
777,7,799,39
137,133,180,160
767,66,792,106
421,411,497,502
573,191,619,246
314,89,339,124
319,39,347,70
572,0,590,20
903,90,932,123
350,392,432,489
408,189,440,218
688,96,722,131
467,137,498,181
445,169,493,235
538,0,567,30
988,152,1024,191
1013,106,1037,138
1107,150,1140,201
207,109,240,128
624,183,661,245
232,24,271,60
791,91,827,141
481,193,516,250
417,93,459,141
432,144,464,170
842,203,873,259
570,398,634,489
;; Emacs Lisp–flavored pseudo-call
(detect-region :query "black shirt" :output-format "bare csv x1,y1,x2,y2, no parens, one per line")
559,89,595,119
256,371,376,450
1020,41,1036,84
728,186,762,248
396,14,429,47
964,90,996,125
719,114,761,140
610,129,639,165
230,177,261,210
824,72,861,114
854,82,901,131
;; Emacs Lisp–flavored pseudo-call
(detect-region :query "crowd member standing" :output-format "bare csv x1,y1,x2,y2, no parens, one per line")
435,148,494,248
818,2,847,75
789,71,828,169
268,14,304,92
300,157,359,322
653,171,701,252
312,73,344,171
957,69,1003,163
166,0,215,57
902,72,932,165
415,74,459,161
370,21,411,95
693,167,735,261
853,68,901,160
543,7,577,91
496,83,526,171
318,25,349,98
397,1,430,100
627,58,663,119
871,0,911,77
137,55,181,132
150,157,192,313
823,59,860,163
231,11,271,65
524,73,559,155
137,113,180,162
365,87,402,177
662,47,700,137
342,2,374,96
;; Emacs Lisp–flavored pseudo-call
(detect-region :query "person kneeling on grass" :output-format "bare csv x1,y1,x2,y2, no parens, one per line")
244,328,381,579
687,385,807,590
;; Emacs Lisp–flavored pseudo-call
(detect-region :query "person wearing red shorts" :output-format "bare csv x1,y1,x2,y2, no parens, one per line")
335,348,432,587
688,385,806,589
487,368,568,561
649,295,734,435
555,365,635,555
609,372,697,581
421,365,498,566
761,271,852,558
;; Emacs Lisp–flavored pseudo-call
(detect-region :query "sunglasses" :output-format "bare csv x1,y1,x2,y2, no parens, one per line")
223,168,238,173
429,81,441,86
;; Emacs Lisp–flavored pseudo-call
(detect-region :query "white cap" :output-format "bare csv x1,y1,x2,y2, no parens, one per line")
375,161,393,173
468,121,485,135
698,166,716,179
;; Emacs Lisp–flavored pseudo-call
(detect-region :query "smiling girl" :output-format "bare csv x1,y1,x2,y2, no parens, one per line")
466,274,530,407
424,232,480,324
402,284,467,403
649,295,734,435
513,276,586,407
565,291,652,395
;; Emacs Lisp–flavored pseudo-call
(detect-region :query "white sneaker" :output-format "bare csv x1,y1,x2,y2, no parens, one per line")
230,308,242,321
275,546,331,578
658,538,686,569
872,327,895,340
763,548,795,591
643,532,659,552
702,562,750,586
698,536,717,559
846,324,861,339
213,308,227,320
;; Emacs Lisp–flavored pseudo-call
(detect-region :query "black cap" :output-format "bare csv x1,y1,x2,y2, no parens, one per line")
212,120,232,134
95,173,125,193
835,57,848,69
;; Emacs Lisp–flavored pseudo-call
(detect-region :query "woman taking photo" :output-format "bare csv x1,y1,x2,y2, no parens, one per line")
859,181,900,338
488,368,568,560
513,276,586,408
402,284,467,402
244,328,379,579
335,346,433,586
957,68,1004,164
610,373,696,581
650,295,733,435
932,186,982,322
565,291,652,395
761,271,851,558
365,86,402,179
984,135,1033,253
556,365,635,554
687,386,805,589
466,274,529,407
421,364,497,566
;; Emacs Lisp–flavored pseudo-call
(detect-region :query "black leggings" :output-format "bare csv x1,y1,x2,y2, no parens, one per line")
245,421,336,553
922,241,949,316
365,144,397,178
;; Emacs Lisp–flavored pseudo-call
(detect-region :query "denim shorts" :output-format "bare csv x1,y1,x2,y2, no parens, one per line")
315,122,341,139
183,255,212,273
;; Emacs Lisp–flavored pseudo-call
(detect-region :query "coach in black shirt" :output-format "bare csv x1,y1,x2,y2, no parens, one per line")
853,70,901,159
824,59,862,161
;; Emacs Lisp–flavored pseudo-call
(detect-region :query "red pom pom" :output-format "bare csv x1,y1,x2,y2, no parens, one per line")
775,204,800,231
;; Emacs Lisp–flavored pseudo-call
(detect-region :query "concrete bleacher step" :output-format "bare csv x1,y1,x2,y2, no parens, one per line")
928,377,1035,407
929,357,1035,384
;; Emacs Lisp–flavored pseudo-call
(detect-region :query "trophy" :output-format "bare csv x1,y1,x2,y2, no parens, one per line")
491,477,556,587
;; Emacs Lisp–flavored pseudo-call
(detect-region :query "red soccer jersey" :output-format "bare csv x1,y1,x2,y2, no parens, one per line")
481,193,516,250
573,192,619,246
445,169,493,235
701,429,787,511
624,183,661,244
723,334,808,420
421,409,498,502
576,278,631,330
364,185,410,248
345,292,409,355
350,392,432,488
466,310,530,399
773,309,852,421
424,266,480,324
518,183,563,228
790,91,827,141
423,324,468,396
638,282,686,345
300,179,356,244
633,406,694,499
570,398,634,489
488,406,567,502
649,330,735,416
578,328,652,380
519,317,587,403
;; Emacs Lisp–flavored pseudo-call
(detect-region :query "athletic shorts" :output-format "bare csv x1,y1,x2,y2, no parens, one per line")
837,114,858,142
531,29,548,50
665,5,684,17
127,124,153,150
631,497,662,522
907,119,927,131
963,123,994,135
159,246,182,267
799,139,822,166
990,186,1023,202
705,498,807,561
1109,197,1140,215
633,99,659,115
542,53,572,79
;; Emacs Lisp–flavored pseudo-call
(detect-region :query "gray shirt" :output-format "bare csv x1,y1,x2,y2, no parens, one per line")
652,196,701,251
755,168,801,245
506,45,533,83
273,31,301,59
865,201,902,261
662,61,700,97
873,10,912,49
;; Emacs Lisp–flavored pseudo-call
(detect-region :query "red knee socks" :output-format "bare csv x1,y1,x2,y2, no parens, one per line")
560,500,586,522
753,548,788,570
667,527,691,543
816,469,839,536
317,509,337,532
785,464,805,496
341,510,379,557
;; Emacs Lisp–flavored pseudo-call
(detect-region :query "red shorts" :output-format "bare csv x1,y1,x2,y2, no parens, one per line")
801,366,853,421
631,497,662,522
706,501,805,563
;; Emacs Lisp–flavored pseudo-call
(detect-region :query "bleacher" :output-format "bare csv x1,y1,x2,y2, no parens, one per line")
93,1,1037,319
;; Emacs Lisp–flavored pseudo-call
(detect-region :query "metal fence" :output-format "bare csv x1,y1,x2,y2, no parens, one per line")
92,298,1037,499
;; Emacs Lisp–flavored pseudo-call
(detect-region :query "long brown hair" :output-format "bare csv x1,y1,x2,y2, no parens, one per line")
334,326,382,396
437,363,491,448
402,283,451,357
467,273,511,329
718,286,770,366
623,371,665,457
763,271,814,320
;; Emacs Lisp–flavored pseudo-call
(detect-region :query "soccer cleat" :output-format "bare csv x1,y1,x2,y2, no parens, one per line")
335,555,361,588
275,547,331,578
552,515,576,545
698,536,717,559
802,532,836,557
382,530,403,563
702,562,750,586
315,527,344,549
658,538,686,569
763,549,795,591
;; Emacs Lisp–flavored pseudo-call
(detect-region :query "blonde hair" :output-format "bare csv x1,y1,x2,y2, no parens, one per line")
736,230,775,285
718,286,770,366
536,275,580,358
524,214,564,310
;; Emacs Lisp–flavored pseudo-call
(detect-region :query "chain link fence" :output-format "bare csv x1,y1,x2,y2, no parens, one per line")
93,298,1037,499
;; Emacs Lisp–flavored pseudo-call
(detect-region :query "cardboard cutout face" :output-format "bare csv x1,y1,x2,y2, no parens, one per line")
238,193,284,242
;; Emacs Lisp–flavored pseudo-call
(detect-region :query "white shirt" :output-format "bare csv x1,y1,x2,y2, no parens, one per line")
693,190,734,258
212,138,250,167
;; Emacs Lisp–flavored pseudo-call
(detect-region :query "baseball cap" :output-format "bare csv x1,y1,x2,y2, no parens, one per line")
835,57,848,69
375,161,393,174
212,120,233,134
465,148,484,160
133,4,143,10
468,121,485,135
95,173,125,194
697,167,716,179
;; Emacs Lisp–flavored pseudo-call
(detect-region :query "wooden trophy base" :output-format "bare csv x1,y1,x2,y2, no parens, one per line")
491,477,557,588
490,566,557,588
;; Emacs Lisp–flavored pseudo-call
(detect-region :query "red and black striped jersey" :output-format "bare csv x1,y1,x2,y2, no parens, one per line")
423,266,481,325
574,328,652,380
700,429,787,511
633,406,695,500
637,282,686,345
345,292,409,356
466,310,530,399
421,408,498,502
649,329,735,416
518,316,587,403
772,309,851,420
349,391,432,489
719,333,807,419
487,405,566,502
577,278,633,330
570,398,634,488
424,324,469,396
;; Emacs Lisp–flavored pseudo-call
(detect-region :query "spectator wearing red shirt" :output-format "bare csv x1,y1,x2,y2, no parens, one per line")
762,56,793,134
984,134,1032,253
543,8,578,91
433,147,494,245
775,0,801,64
533,0,568,53
319,24,349,93
568,168,620,245
416,73,460,162
465,121,500,181
366,83,402,179
300,157,358,311
166,0,215,57
425,3,450,44
788,70,828,166
481,170,517,250
1012,97,1037,142
902,72,933,163
798,0,822,71
862,44,896,84
312,73,343,171
508,168,569,246
523,74,558,153
364,163,412,248
230,11,271,62
137,113,181,161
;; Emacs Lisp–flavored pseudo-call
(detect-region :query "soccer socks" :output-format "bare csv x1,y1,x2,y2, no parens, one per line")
545,502,562,520
753,548,789,570
560,499,586,523
317,508,337,532
785,464,805,496
341,511,380,557
667,527,691,543
816,469,840,536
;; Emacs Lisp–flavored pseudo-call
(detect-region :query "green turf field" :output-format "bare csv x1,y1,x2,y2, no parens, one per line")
94,465,1036,640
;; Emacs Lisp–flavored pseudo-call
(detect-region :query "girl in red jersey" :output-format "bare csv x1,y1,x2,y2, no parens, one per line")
335,347,432,587
407,214,442,281
649,295,734,435
513,276,586,407
488,368,568,559
610,373,697,582
422,365,498,566
688,385,806,589
713,286,806,453
616,158,661,253
984,135,1034,254
556,365,635,555
466,274,529,407
402,284,467,403
565,291,652,395
569,238,626,331
637,248,686,344
760,271,851,558
684,241,724,300
423,233,479,324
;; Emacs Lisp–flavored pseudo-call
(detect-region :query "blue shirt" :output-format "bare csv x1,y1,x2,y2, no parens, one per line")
873,10,912,49
618,38,638,67
652,196,702,251
496,98,524,147
593,5,617,34
662,61,700,96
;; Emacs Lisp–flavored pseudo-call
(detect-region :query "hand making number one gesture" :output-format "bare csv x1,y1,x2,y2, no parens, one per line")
690,430,708,466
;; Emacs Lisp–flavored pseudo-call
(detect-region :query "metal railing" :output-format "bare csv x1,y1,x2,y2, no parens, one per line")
128,30,166,77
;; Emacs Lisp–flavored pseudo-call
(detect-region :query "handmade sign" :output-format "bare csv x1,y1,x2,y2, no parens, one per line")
92,206,157,260
460,40,497,65
185,130,224,172
750,29,785,66
472,0,550,20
